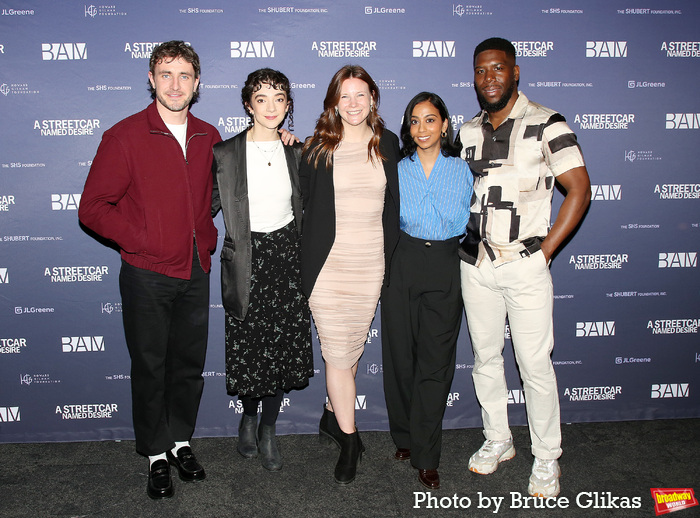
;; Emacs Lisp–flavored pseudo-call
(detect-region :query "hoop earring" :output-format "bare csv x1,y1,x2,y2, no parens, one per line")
441,132,447,138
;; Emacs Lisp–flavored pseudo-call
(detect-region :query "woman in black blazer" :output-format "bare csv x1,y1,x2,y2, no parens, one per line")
212,68,313,472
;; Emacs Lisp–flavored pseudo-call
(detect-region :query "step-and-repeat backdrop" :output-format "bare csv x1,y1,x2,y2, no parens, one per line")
1,0,698,443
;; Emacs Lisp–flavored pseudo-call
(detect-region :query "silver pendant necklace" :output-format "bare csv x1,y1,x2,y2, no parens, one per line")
250,135,281,166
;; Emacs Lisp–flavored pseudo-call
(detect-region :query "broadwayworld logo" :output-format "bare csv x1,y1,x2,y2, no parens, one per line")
41,43,87,60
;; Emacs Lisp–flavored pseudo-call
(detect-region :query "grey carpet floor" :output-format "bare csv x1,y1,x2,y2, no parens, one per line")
1,419,698,517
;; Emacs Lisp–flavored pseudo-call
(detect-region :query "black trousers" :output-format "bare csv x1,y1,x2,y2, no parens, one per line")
119,250,209,456
381,232,462,470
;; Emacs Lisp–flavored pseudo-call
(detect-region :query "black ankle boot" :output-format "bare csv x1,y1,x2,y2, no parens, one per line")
334,429,364,484
258,423,283,471
319,406,342,448
237,414,258,458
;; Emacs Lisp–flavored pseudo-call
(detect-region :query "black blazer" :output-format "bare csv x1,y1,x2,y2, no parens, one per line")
298,129,401,298
212,129,303,320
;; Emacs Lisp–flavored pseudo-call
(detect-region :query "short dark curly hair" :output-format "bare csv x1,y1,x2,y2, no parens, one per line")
241,68,294,131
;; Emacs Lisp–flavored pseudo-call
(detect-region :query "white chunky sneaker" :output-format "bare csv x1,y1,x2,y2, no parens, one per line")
468,438,515,475
528,458,561,498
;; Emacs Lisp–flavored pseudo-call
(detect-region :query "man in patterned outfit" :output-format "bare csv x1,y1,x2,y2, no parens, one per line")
457,37,591,498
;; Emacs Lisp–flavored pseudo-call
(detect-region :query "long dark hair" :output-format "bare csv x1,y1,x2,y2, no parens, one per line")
303,64,385,168
400,91,461,159
241,68,294,131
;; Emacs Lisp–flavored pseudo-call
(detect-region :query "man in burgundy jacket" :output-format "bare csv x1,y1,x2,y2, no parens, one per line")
79,41,221,500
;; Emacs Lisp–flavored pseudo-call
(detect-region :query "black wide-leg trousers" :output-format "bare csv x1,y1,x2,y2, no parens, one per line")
381,232,462,470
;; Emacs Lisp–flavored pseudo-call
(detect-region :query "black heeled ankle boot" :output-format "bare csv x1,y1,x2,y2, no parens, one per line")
334,429,364,484
319,405,342,448
237,414,258,458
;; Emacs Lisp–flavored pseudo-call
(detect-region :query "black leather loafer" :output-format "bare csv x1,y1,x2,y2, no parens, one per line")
167,447,206,482
147,459,174,499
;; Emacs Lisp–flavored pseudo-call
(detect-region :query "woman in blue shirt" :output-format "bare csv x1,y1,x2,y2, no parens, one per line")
381,92,473,490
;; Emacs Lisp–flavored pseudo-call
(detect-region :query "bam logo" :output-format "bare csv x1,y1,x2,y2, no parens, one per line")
61,336,105,352
230,41,274,58
659,253,697,268
576,321,615,337
355,395,366,410
586,41,627,58
41,43,87,60
508,389,525,404
591,184,621,201
666,113,700,129
0,268,7,283
0,406,20,422
51,194,81,210
651,383,689,399
413,41,455,58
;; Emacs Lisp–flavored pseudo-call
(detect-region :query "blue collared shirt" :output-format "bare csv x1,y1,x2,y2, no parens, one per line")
399,152,473,240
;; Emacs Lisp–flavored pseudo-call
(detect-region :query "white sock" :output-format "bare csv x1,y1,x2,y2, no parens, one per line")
149,453,167,467
172,441,190,456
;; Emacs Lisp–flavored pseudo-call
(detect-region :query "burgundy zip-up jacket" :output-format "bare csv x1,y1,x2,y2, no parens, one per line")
79,101,222,279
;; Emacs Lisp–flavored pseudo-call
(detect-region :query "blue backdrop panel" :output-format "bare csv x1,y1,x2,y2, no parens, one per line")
1,0,698,443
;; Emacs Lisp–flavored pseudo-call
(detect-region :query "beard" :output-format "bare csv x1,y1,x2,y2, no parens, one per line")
475,80,516,113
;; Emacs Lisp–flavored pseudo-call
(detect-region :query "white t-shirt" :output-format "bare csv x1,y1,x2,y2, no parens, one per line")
246,141,293,232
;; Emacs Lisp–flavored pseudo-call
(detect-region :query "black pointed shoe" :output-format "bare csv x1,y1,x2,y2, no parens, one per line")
167,446,206,482
147,459,174,499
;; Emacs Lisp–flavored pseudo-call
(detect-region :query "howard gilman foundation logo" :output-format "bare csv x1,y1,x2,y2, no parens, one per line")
648,319,698,335
230,41,274,58
585,41,627,57
55,403,118,420
85,5,127,18
0,407,20,422
61,336,105,352
413,41,455,58
41,43,87,60
651,383,689,399
576,321,615,337
658,252,697,268
311,41,377,58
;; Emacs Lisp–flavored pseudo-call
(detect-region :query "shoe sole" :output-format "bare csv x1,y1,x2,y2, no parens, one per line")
468,447,516,475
